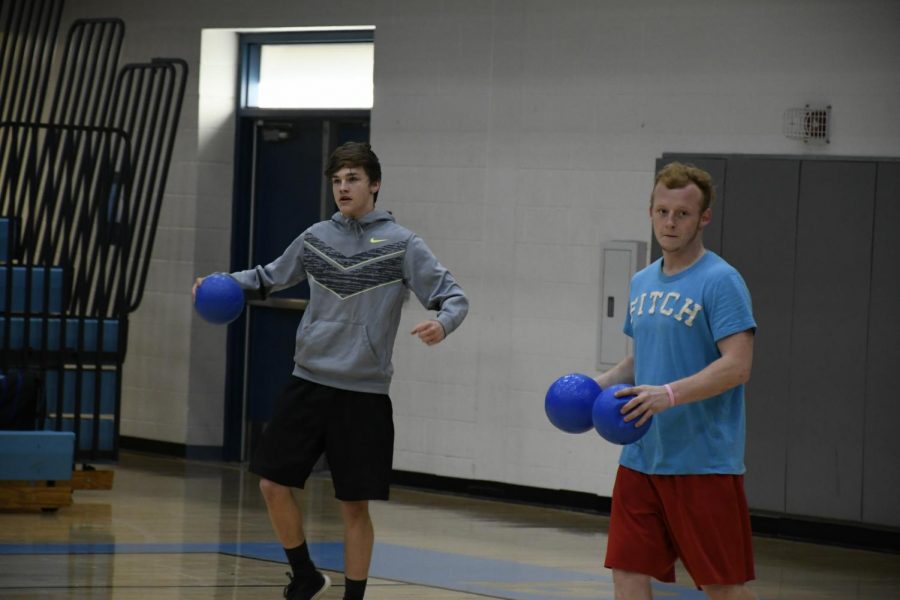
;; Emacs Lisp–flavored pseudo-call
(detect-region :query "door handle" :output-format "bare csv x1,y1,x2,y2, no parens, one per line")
246,298,308,311
607,297,615,318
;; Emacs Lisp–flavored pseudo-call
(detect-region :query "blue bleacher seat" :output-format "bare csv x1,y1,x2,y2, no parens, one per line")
0,266,65,313
0,317,119,353
45,369,117,415
49,418,115,452
0,431,75,480
0,218,16,262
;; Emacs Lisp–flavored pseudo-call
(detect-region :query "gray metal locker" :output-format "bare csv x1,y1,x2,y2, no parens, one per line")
862,161,900,527
786,160,876,522
722,158,800,513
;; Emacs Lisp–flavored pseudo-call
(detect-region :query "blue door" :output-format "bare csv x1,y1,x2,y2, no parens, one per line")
227,117,369,460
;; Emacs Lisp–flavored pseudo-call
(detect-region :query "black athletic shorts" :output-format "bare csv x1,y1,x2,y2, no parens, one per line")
249,376,394,501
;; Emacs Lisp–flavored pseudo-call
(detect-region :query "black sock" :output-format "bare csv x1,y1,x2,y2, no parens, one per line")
344,577,367,600
284,542,316,577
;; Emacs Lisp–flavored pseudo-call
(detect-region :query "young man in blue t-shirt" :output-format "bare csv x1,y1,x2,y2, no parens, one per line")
596,162,758,600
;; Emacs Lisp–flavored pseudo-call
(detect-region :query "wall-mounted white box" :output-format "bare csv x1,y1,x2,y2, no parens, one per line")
597,240,647,370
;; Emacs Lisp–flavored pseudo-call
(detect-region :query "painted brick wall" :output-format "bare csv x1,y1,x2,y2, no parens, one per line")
59,0,900,496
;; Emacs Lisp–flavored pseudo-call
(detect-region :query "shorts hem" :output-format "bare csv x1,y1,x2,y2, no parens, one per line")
335,490,391,502
603,561,675,584
248,464,308,489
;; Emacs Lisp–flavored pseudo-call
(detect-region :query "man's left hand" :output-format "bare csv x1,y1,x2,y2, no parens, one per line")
411,320,446,346
618,385,671,427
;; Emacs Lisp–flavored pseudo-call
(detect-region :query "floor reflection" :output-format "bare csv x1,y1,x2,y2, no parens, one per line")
0,451,897,599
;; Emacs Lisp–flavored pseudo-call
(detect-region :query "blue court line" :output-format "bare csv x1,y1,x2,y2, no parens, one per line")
0,541,707,599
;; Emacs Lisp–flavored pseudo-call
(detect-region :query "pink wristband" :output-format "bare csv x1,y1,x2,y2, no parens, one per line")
664,383,676,408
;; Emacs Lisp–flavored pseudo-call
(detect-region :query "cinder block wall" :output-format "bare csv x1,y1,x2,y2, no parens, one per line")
59,0,900,500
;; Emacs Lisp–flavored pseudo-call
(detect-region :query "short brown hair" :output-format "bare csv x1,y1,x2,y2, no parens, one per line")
653,162,715,211
324,142,381,202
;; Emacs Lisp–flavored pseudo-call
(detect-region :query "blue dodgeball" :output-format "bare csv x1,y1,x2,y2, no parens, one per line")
545,373,602,434
195,273,245,325
592,383,652,445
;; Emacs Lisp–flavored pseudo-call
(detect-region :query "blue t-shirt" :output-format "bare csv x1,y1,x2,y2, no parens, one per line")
620,251,756,475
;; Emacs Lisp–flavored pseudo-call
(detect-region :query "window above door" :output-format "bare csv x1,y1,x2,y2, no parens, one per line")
240,28,374,112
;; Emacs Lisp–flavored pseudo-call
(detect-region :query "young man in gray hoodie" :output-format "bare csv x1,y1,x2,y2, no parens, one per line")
193,142,468,600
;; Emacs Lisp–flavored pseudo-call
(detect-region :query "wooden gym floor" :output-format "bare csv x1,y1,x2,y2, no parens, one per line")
1,451,898,599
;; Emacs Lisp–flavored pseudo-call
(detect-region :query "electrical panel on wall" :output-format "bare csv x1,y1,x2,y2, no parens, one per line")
597,240,647,370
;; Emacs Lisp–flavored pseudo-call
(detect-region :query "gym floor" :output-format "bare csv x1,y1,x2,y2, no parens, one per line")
1,452,898,599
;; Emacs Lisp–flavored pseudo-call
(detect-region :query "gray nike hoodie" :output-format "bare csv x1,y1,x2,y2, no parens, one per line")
230,209,468,394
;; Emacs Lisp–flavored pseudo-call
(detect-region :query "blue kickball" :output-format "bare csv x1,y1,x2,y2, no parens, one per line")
195,273,245,325
545,373,602,434
592,383,652,445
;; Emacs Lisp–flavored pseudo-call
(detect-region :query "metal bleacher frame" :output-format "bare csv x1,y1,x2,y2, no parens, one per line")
0,0,187,462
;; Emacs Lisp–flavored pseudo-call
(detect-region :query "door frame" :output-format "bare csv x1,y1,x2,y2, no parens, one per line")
222,30,373,461
224,113,371,461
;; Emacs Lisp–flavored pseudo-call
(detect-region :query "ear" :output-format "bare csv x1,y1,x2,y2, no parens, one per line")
699,207,712,228
370,179,381,195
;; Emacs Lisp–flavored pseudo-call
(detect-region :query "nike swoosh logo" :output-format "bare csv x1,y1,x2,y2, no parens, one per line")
370,237,388,244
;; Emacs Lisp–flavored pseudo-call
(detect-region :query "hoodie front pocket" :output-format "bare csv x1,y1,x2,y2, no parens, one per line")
295,319,383,382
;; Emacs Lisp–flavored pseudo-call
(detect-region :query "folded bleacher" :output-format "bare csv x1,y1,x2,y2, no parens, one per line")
0,0,187,477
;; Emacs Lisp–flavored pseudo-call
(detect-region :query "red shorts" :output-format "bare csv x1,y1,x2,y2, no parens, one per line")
604,465,755,588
